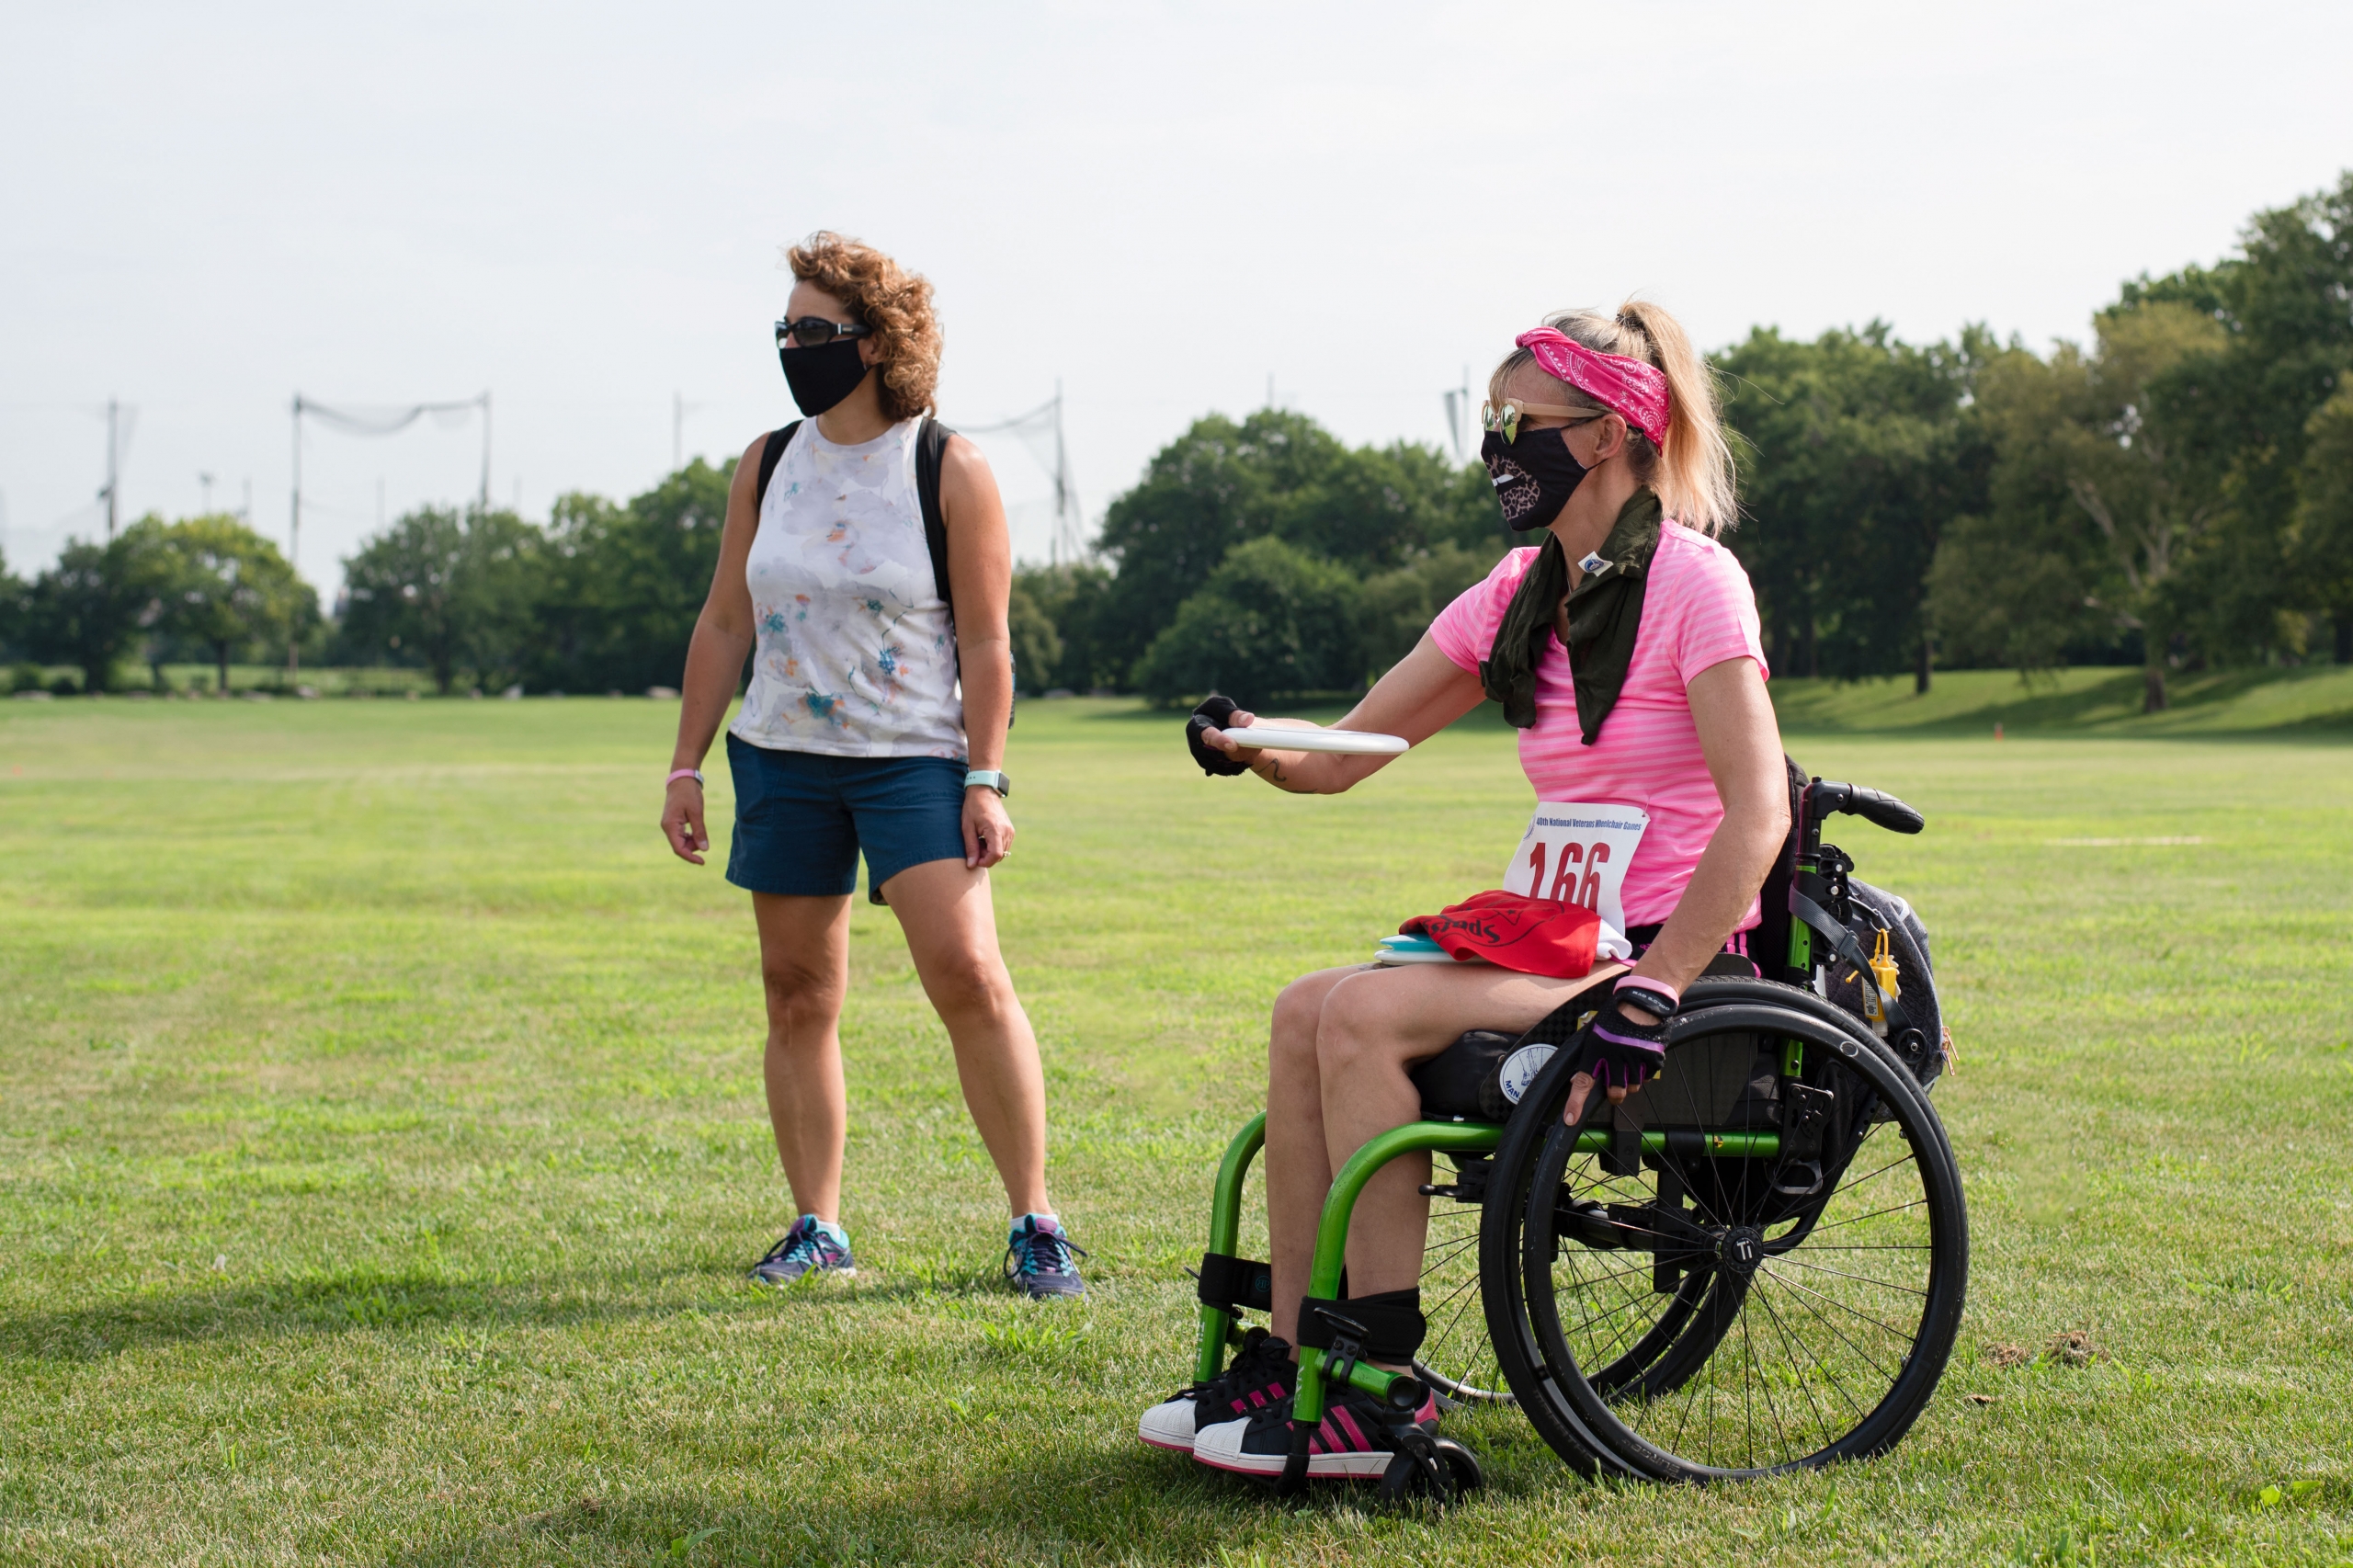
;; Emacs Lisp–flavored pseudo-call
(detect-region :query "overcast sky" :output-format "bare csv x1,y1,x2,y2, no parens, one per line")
5,0,2350,598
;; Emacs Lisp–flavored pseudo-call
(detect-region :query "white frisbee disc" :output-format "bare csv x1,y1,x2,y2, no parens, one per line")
1219,727,1408,756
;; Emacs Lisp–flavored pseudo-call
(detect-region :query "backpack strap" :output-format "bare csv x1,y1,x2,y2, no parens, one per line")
910,416,1006,724
754,421,802,513
915,416,954,629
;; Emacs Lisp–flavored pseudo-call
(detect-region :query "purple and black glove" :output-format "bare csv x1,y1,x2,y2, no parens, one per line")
1562,994,1670,1116
1186,694,1252,778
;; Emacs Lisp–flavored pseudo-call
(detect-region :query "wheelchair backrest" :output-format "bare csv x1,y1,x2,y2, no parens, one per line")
1747,756,1813,989
1776,756,1945,1090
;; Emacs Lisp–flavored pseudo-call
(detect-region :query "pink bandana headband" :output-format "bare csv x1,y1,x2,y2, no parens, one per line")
1517,328,1672,449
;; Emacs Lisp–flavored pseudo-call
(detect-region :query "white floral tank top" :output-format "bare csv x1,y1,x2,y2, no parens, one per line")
729,419,964,758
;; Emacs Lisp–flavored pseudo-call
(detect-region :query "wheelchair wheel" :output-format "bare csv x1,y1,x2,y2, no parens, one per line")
1483,1000,1968,1481
1414,1176,1514,1407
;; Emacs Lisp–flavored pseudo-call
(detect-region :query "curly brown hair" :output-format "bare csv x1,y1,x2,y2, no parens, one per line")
784,232,941,421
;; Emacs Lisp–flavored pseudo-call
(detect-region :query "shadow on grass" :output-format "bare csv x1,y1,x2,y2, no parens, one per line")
0,1270,612,1361
0,1263,1088,1362
401,1439,1514,1567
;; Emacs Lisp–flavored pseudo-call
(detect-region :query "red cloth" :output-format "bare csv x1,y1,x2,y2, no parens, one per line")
1398,890,1601,979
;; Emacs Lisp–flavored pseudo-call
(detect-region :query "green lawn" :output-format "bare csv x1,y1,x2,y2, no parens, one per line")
1768,665,2353,735
2,698,2348,1566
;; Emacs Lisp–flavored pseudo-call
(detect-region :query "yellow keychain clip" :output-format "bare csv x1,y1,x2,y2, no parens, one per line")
1862,926,1902,1027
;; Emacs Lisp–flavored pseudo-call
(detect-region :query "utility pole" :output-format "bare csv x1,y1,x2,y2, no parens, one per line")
199,472,215,514
103,397,119,539
1442,365,1472,462
672,391,707,473
240,476,251,525
288,392,303,682
1051,378,1069,566
287,397,304,683
290,395,303,569
477,391,492,512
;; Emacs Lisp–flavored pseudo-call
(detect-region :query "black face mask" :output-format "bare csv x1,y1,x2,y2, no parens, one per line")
1482,425,1590,530
779,337,874,417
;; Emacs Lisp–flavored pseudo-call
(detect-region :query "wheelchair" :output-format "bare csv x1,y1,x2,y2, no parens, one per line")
1183,766,1966,1499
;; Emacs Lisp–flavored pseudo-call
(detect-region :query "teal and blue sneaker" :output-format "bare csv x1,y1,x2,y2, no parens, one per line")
1004,1213,1087,1300
750,1215,856,1286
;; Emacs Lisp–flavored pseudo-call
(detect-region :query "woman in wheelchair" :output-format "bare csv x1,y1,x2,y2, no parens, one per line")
1143,300,1792,1479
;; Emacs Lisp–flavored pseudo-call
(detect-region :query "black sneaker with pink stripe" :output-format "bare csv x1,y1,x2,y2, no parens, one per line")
1136,1327,1292,1452
1191,1382,1439,1481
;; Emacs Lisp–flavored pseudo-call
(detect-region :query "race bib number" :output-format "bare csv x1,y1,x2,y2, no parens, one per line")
1503,801,1649,944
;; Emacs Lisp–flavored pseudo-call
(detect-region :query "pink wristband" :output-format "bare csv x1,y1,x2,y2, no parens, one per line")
666,767,704,787
1614,974,1679,1006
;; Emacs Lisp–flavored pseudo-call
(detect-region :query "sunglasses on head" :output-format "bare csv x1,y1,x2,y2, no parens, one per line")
776,316,873,350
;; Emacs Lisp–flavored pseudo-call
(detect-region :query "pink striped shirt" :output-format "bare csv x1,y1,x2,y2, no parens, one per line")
1429,523,1769,930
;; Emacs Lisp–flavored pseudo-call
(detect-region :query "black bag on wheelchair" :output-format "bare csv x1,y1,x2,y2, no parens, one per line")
1824,880,1945,1088
1408,1030,1526,1123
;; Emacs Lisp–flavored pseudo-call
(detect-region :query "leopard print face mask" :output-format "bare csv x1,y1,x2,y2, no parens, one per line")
1481,423,1591,530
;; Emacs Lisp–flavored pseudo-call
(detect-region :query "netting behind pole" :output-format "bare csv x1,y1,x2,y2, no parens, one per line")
959,394,1088,563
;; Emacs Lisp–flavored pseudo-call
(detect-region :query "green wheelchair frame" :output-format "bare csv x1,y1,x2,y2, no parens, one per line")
1192,1115,1780,1472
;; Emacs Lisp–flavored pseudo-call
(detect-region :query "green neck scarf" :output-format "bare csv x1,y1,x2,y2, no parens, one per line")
1478,487,1664,744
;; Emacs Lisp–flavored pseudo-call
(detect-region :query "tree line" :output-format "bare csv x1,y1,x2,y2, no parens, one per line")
1038,173,2353,710
6,175,2347,710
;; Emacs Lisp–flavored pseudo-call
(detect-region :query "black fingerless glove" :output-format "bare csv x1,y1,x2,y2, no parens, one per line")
1186,694,1251,778
1563,1005,1667,1115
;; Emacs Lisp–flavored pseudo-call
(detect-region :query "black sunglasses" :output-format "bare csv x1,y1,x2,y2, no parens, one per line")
775,316,873,349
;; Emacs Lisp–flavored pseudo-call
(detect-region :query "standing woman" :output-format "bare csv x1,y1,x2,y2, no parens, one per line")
660,232,1085,1299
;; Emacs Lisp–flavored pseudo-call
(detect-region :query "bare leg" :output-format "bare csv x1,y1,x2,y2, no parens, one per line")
880,858,1051,1217
1263,967,1366,1343
1265,962,1619,1358
750,892,855,1221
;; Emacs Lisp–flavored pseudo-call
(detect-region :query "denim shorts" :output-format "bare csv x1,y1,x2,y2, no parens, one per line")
724,733,968,898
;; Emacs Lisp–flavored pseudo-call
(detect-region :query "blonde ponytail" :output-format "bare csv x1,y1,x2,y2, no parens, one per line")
1484,298,1737,535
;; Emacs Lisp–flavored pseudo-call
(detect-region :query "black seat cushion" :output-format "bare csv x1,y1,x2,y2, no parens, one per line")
1409,1030,1522,1122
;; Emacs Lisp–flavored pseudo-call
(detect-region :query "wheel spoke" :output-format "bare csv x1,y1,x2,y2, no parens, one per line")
1771,1255,1930,1298
1806,1195,1927,1233
1827,1146,1916,1200
1749,1277,1841,1455
1753,1273,1892,1423
1756,1265,1910,1381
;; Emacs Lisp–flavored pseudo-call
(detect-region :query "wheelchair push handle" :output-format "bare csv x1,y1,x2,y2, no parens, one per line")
1807,779,1925,835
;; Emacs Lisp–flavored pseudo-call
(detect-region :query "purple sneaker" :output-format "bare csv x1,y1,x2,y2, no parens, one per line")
750,1216,856,1286
1004,1214,1087,1300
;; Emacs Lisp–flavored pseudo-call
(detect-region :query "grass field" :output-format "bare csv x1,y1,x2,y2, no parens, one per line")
1766,665,2353,736
2,697,2349,1566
